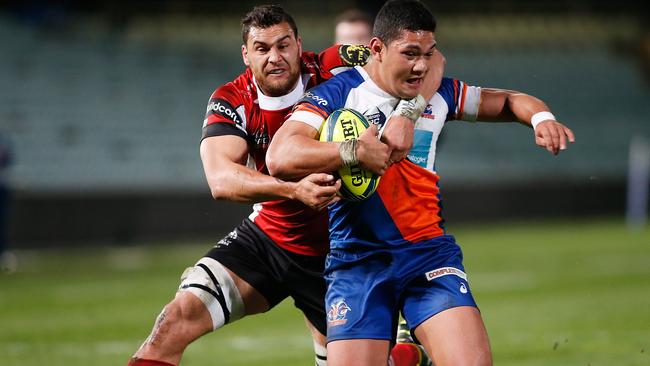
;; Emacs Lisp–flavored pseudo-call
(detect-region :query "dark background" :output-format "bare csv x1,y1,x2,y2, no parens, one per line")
1,0,649,247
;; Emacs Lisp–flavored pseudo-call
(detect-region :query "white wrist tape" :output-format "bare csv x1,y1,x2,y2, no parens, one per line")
530,111,556,130
392,94,427,122
339,139,358,167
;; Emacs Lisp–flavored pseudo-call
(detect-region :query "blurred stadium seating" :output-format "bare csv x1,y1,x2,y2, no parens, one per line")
0,1,649,246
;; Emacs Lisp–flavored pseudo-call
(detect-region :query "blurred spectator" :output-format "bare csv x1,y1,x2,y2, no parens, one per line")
334,9,373,45
0,132,16,274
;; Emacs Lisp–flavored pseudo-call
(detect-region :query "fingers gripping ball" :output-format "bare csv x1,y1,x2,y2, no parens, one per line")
319,108,380,201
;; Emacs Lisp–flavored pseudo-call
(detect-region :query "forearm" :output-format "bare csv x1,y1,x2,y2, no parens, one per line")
205,162,298,203
507,93,550,127
267,133,342,180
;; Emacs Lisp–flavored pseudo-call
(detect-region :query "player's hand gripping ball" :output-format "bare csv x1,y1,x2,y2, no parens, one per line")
319,108,381,201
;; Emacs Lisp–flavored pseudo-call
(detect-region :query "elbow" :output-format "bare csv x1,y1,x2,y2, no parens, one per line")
207,174,231,201
266,143,289,178
266,151,287,178
209,184,228,201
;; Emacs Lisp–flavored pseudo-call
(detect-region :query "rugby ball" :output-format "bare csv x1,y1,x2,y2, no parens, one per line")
319,108,381,201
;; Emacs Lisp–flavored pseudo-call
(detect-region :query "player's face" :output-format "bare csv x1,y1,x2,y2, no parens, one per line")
242,22,302,97
378,30,437,99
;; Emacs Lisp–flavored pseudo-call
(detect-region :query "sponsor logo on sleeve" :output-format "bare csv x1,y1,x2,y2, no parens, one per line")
206,98,243,127
327,298,352,327
339,45,370,66
303,91,328,106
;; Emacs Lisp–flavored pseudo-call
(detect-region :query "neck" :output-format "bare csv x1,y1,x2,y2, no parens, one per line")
363,58,391,95
253,75,304,111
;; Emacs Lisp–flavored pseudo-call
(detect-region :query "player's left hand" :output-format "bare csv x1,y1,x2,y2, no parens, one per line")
294,173,341,210
534,120,575,155
421,48,445,101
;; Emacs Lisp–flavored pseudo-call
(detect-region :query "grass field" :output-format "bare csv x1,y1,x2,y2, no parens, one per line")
1,218,649,365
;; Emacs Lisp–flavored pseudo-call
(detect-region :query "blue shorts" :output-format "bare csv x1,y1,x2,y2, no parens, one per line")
324,235,478,342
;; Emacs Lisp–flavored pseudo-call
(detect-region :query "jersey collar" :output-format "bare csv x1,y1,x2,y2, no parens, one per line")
253,74,306,111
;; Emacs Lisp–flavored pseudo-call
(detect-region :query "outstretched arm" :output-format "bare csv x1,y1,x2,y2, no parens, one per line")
478,88,575,155
200,135,339,210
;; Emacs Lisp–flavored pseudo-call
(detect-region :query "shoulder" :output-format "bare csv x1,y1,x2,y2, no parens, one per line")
300,68,365,112
306,45,370,80
435,77,482,121
211,71,254,105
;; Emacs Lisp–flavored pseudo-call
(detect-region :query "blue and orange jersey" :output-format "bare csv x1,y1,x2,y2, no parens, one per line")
290,66,482,249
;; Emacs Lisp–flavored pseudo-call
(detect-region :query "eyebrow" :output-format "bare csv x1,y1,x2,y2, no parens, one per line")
401,43,437,51
252,35,292,48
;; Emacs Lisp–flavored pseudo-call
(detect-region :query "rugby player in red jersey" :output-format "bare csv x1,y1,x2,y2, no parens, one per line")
128,5,443,366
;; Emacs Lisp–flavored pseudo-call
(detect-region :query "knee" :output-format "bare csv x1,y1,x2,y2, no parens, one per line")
173,292,213,336
153,293,213,346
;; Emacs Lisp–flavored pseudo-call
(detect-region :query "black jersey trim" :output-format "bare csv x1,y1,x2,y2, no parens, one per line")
201,122,247,142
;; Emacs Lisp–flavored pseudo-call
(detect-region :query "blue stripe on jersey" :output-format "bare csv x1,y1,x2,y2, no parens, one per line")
438,77,459,121
408,130,434,168
297,68,366,115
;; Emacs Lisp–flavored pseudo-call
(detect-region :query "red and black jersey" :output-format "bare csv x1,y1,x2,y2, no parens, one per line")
201,45,369,256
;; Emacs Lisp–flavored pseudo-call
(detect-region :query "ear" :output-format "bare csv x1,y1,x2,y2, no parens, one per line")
368,37,384,62
241,44,250,67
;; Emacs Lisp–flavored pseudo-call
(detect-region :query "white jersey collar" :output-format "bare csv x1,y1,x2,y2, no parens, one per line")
253,74,306,111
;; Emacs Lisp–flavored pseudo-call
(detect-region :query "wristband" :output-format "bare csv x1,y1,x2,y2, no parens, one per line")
339,139,358,167
392,94,427,122
530,111,555,130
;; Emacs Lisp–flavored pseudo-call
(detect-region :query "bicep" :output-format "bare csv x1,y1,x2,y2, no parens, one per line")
476,88,516,121
274,120,321,143
200,135,249,172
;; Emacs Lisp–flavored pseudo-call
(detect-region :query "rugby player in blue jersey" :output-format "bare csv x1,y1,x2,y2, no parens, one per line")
268,1,574,365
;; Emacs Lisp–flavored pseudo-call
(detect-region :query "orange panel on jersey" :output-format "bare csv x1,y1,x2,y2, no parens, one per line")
376,160,444,243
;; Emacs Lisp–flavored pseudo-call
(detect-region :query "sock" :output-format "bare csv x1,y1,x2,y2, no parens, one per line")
390,343,422,366
127,358,175,366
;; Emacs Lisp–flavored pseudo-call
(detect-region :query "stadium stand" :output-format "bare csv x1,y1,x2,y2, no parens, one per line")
1,10,648,245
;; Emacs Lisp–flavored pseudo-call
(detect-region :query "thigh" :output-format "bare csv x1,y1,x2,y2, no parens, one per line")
325,250,399,342
413,306,492,366
327,339,391,366
203,220,289,311
400,238,477,330
284,252,328,336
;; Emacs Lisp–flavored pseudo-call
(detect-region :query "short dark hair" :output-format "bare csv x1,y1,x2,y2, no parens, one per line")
335,9,373,28
373,0,436,45
241,5,299,44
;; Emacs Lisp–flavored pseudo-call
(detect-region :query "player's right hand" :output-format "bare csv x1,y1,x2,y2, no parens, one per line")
293,173,341,210
357,124,390,175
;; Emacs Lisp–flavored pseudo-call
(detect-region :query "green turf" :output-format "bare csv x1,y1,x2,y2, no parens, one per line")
1,218,648,365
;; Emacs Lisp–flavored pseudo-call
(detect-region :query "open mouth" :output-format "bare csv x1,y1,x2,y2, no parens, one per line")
267,68,287,76
405,77,422,87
